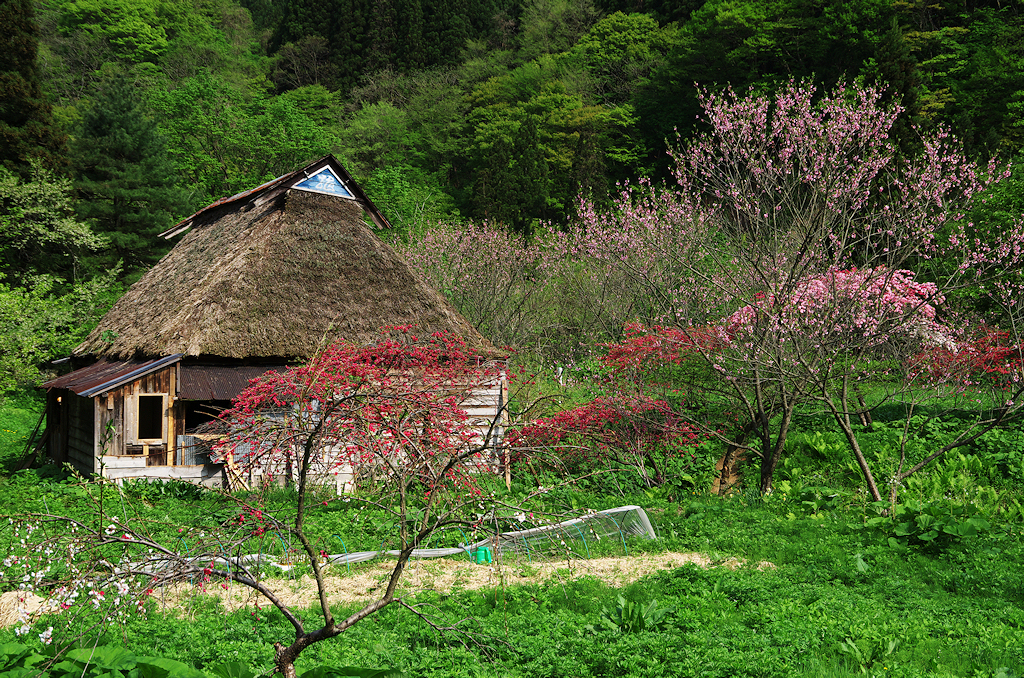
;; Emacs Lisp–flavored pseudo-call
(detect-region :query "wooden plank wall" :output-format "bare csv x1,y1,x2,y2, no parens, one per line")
111,366,176,459
463,376,507,470
99,388,123,456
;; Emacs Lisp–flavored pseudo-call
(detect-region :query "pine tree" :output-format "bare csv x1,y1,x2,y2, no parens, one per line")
0,0,67,176
72,78,186,276
367,0,399,73
398,0,427,70
331,0,372,92
422,0,471,68
868,17,924,151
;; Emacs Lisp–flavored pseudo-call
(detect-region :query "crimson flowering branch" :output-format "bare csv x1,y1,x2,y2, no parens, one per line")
213,329,515,676
2,330,523,678
510,393,707,486
220,329,506,506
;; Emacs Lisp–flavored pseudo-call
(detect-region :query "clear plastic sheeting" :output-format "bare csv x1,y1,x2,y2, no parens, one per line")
125,506,658,578
327,505,657,566
487,504,656,560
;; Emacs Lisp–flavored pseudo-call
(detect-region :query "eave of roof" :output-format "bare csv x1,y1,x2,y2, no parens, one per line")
161,155,392,239
44,354,184,397
178,364,287,400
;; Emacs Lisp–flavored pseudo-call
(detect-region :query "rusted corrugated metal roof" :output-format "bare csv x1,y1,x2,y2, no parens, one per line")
178,364,286,400
44,355,183,397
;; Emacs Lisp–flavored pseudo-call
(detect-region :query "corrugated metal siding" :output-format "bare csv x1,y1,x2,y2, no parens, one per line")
178,365,286,400
176,435,212,465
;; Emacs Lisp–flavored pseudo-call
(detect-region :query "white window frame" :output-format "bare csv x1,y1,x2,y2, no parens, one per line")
131,392,168,445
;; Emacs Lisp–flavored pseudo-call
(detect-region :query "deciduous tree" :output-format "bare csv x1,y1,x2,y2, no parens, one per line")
0,271,120,394
150,71,340,205
568,80,1024,496
0,162,104,284
2,331,514,677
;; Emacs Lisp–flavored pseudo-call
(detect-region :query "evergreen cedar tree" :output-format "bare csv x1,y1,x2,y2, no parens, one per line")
270,0,499,92
71,77,187,275
473,116,549,238
0,0,67,176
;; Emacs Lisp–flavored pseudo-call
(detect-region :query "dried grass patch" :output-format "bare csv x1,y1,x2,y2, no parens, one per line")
0,591,45,628
150,551,774,614
0,552,775,627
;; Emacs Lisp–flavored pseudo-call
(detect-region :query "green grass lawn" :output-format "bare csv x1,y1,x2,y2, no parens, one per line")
1,395,1022,678
0,389,44,473
2,475,1021,678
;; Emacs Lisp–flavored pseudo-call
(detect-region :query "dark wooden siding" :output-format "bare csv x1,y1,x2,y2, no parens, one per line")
66,393,95,476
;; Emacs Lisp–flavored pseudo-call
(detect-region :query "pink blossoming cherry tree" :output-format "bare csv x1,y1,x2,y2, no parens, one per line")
568,80,1024,498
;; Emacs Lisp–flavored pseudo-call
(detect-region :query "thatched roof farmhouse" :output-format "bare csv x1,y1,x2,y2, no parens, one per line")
44,155,502,485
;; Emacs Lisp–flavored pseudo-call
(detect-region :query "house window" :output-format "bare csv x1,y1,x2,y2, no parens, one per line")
293,166,355,199
137,394,165,441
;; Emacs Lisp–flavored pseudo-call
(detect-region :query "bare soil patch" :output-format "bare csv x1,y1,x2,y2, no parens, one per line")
0,552,774,626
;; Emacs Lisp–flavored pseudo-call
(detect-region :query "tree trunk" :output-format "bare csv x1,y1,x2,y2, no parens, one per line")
827,400,884,502
759,454,778,495
275,642,300,678
758,405,794,495
713,444,738,495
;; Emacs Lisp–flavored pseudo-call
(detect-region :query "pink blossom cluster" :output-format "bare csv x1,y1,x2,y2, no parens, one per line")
561,80,1023,339
1,516,164,644
395,221,548,348
724,267,952,350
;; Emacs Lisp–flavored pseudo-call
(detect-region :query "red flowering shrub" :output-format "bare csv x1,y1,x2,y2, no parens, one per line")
511,393,707,485
913,326,1024,388
219,327,506,499
602,323,723,375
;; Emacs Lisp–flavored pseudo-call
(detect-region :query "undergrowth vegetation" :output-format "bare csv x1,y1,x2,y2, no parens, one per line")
1,408,1022,678
1,315,1022,677
0,389,44,473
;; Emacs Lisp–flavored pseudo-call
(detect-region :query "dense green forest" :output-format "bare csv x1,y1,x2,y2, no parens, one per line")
3,0,1024,394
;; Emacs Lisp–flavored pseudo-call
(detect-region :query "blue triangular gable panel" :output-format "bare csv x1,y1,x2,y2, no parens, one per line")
294,168,354,198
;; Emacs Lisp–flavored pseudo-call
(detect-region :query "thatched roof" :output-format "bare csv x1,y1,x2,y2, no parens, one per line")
76,156,502,360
